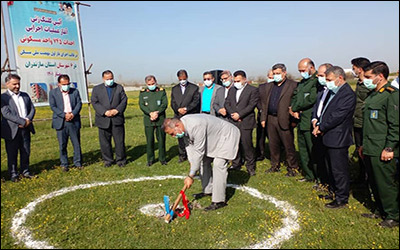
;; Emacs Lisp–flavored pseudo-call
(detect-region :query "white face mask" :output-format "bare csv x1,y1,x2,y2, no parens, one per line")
179,80,187,85
234,81,244,90
204,80,213,87
105,79,114,86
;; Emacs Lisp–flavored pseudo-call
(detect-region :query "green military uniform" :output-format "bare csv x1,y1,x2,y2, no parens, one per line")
363,83,399,221
291,72,318,181
139,86,168,163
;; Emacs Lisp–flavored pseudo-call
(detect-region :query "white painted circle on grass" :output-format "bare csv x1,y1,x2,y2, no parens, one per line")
11,175,300,249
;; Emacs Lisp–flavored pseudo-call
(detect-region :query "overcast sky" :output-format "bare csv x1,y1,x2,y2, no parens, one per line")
2,1,399,85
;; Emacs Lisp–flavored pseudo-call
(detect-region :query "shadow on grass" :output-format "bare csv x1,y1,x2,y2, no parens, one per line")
226,170,251,203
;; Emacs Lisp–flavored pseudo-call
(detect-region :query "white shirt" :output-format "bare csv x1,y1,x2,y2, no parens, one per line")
224,87,230,99
236,83,247,103
317,87,329,118
62,90,72,113
180,84,186,95
8,89,27,119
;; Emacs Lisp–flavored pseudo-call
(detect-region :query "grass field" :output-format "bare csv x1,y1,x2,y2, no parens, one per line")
1,88,399,249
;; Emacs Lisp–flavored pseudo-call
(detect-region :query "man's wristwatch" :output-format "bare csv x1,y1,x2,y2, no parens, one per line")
384,147,393,153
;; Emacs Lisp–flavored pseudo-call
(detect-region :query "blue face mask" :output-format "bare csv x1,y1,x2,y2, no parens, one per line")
363,78,377,90
105,79,114,86
222,80,231,87
267,78,274,83
148,85,156,91
61,84,70,92
175,128,185,139
318,76,327,86
273,74,283,83
300,72,310,79
326,79,339,93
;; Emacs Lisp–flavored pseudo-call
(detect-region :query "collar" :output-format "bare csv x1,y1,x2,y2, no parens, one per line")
8,89,20,97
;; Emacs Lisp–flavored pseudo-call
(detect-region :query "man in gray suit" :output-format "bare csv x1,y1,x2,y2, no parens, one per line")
199,71,222,116
49,74,83,172
163,114,240,211
91,70,128,167
1,74,36,182
213,70,233,120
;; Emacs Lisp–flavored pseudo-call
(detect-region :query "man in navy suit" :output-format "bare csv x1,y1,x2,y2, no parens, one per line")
49,74,83,171
313,66,356,209
1,74,36,182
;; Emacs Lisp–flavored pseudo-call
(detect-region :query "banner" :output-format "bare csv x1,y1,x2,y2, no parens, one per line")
7,1,88,106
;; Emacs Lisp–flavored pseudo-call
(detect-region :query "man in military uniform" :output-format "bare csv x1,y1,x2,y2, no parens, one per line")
139,75,168,166
351,57,372,183
290,58,318,182
360,61,399,228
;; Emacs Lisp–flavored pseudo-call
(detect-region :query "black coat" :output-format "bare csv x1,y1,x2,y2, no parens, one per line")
170,82,200,118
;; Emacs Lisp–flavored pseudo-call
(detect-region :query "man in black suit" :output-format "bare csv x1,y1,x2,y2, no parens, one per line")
313,66,356,209
311,63,333,193
260,64,299,176
49,74,83,172
1,74,36,182
225,70,259,176
91,70,128,167
170,69,200,162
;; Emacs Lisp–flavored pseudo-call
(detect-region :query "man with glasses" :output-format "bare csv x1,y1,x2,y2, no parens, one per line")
199,71,221,116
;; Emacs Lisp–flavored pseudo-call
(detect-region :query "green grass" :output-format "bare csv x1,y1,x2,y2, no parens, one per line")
1,90,399,249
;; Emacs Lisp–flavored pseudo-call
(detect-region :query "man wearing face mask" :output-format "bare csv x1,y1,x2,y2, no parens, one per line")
139,75,168,167
311,63,333,195
350,57,372,184
162,114,240,211
91,70,128,168
225,70,259,176
255,70,274,161
290,58,318,183
199,71,221,116
359,61,399,228
1,74,36,182
260,64,299,176
49,74,83,172
312,66,356,209
170,69,200,163
213,70,233,120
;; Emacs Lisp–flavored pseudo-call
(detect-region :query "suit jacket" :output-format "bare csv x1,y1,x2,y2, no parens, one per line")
91,83,128,129
181,114,241,175
199,83,222,116
170,82,200,118
49,87,82,130
319,83,356,148
225,84,260,130
260,79,297,130
213,86,229,119
1,91,36,140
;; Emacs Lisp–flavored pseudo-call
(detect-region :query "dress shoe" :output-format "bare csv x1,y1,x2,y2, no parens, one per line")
285,170,298,177
161,161,168,165
325,200,347,209
318,194,334,200
256,156,265,161
228,165,241,171
204,202,227,211
297,178,314,183
117,162,126,167
11,176,20,183
378,219,399,228
62,166,69,172
361,213,380,219
265,167,280,174
193,192,212,200
104,162,112,168
147,161,153,167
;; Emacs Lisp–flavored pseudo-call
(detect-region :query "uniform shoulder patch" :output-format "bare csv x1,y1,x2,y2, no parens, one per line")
141,88,146,92
159,87,164,91
379,87,385,93
386,86,395,93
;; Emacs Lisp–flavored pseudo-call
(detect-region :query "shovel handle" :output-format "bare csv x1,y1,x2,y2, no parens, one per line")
164,184,188,223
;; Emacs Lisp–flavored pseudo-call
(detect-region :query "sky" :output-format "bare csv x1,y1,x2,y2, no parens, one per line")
1,1,399,85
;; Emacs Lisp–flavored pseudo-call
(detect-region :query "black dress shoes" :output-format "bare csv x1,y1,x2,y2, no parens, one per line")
147,161,153,167
161,161,168,165
318,194,334,200
193,192,212,200
378,219,399,228
265,167,280,174
325,200,347,209
285,170,298,177
361,213,380,219
204,202,227,211
117,162,126,167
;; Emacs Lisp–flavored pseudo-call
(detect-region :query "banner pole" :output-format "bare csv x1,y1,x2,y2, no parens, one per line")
75,1,92,128
1,2,14,75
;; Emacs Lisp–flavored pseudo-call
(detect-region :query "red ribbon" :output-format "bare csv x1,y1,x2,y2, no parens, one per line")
176,190,190,219
8,1,14,6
